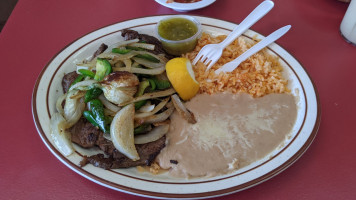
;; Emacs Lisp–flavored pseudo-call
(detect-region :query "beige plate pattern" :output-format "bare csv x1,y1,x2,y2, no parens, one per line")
32,15,321,199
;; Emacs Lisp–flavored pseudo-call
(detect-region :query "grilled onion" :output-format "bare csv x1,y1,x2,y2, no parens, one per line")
171,94,197,124
128,42,155,50
55,93,67,116
119,88,175,106
50,113,73,156
110,104,140,161
98,94,120,113
135,97,170,118
134,124,169,144
111,39,140,48
114,66,166,75
64,90,85,127
131,57,165,68
69,80,98,91
137,106,175,124
101,71,139,105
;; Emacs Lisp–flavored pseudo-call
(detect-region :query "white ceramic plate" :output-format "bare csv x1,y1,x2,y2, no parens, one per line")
155,0,216,12
32,15,320,199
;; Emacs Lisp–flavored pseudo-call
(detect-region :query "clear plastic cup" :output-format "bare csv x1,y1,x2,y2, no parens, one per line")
156,15,202,56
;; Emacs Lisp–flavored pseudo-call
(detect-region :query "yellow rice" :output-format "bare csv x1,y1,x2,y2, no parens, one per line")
184,33,290,97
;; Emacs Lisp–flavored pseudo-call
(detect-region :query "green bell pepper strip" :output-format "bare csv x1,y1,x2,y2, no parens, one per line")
153,78,171,90
105,116,113,125
134,100,147,110
112,47,159,63
147,77,171,90
134,80,151,110
83,111,100,128
69,74,85,89
134,124,150,135
112,48,131,54
84,87,103,103
94,58,112,81
88,99,109,133
126,46,145,51
78,69,95,79
136,80,150,97
148,79,156,91
135,54,160,63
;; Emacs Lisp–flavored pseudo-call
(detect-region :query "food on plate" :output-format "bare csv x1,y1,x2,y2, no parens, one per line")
110,103,139,161
166,57,199,100
51,18,298,178
156,32,297,178
171,94,196,124
157,16,201,55
185,32,289,97
51,29,177,169
101,71,139,105
157,93,297,177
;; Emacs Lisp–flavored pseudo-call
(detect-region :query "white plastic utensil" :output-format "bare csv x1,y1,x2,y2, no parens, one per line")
192,0,274,70
215,25,291,74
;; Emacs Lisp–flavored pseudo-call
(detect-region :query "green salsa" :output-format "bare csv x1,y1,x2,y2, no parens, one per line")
158,18,198,41
157,17,200,55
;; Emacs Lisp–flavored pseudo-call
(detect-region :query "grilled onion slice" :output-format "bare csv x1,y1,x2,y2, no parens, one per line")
134,124,169,144
110,103,140,161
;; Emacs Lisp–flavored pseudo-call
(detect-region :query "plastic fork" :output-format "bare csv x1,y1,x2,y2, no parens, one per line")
215,25,291,74
192,0,274,70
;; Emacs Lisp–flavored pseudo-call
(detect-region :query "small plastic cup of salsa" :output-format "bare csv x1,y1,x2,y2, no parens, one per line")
156,15,201,56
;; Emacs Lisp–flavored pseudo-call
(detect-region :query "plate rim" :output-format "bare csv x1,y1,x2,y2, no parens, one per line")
32,14,321,199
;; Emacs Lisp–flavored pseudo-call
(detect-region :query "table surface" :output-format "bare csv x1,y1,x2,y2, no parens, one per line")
1,0,355,199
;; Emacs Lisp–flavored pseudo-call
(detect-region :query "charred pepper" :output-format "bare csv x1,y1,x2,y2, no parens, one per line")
86,99,109,133
94,58,112,81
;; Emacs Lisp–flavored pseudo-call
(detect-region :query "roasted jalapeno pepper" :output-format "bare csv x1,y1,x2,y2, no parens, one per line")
136,80,150,96
147,77,171,90
83,111,99,127
87,99,109,133
134,80,150,110
112,48,131,54
84,87,103,103
78,69,95,79
94,58,112,81
153,78,171,90
134,124,151,135
126,46,145,51
134,100,147,110
69,74,85,89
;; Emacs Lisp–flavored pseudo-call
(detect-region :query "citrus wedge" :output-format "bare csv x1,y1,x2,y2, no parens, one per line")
110,103,140,161
166,57,199,101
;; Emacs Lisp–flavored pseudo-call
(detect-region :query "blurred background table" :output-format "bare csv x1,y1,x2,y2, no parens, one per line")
0,0,355,199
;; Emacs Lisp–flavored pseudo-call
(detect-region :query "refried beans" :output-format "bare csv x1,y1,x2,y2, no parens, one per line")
157,93,297,178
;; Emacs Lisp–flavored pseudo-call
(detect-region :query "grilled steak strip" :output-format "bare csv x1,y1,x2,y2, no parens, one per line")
70,118,100,148
80,136,166,169
62,71,78,93
70,118,122,158
90,43,108,61
69,118,166,169
121,29,175,59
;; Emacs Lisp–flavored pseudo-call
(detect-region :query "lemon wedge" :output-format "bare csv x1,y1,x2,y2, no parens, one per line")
110,103,140,161
166,58,199,101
